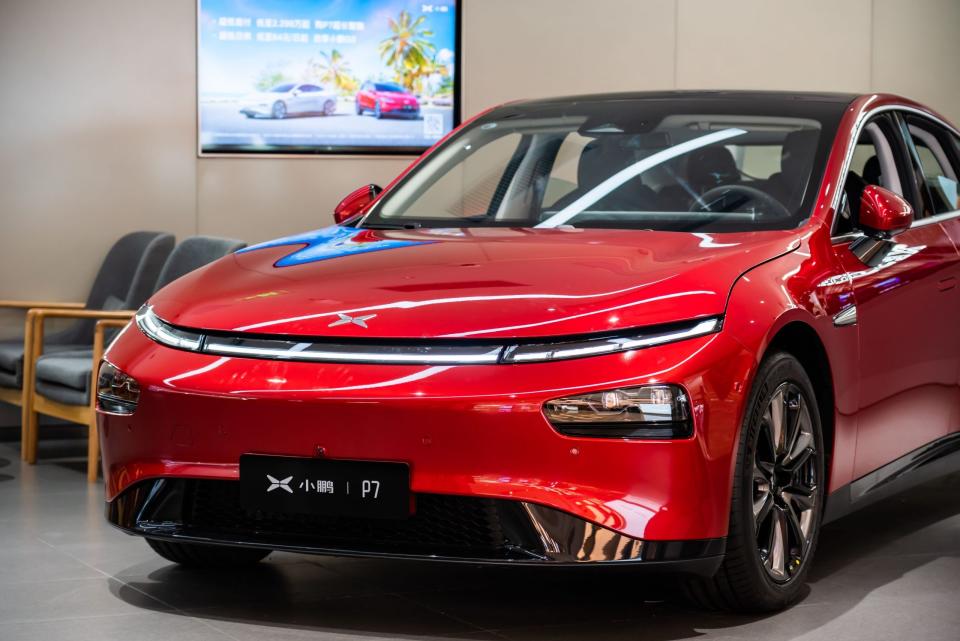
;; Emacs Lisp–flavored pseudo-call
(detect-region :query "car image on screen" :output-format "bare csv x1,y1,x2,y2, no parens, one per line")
239,83,338,119
356,81,421,119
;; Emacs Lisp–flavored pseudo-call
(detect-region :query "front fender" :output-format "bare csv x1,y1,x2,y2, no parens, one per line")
722,225,859,492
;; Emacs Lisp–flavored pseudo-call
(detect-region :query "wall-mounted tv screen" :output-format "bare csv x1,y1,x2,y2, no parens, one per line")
197,0,459,156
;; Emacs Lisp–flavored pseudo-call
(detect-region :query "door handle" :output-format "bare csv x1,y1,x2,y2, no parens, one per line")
938,277,957,292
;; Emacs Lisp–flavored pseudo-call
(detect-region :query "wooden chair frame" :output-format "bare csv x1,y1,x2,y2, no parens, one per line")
21,309,135,481
0,300,85,407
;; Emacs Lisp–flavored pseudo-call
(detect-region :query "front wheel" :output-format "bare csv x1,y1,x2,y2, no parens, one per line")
685,352,825,612
147,538,271,567
271,101,287,119
374,101,383,119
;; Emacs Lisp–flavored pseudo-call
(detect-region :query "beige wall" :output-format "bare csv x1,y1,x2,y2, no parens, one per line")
2,0,959,314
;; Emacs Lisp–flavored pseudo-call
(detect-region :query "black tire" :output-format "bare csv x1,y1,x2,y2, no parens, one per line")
684,352,825,612
272,101,287,119
147,538,270,567
355,100,363,115
323,99,336,116
374,101,383,119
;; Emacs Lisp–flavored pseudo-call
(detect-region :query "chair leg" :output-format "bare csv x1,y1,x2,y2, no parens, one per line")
19,314,34,461
21,311,42,464
87,418,99,483
23,407,39,464
88,322,106,483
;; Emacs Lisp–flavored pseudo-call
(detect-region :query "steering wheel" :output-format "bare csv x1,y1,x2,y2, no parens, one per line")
692,184,792,220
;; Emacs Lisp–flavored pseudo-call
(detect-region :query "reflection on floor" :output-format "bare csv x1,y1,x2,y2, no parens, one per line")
0,439,959,640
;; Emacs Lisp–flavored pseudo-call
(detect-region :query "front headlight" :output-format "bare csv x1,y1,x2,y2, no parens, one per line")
96,360,140,415
544,384,691,439
136,306,202,350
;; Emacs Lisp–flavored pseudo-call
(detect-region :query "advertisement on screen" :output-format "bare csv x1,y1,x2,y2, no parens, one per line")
197,0,459,156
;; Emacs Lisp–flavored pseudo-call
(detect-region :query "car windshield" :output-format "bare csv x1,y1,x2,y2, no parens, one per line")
374,83,405,93
270,83,296,93
365,97,843,232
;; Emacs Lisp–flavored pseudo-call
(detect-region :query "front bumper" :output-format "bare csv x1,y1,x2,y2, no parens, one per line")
99,325,754,545
108,477,724,572
381,103,420,115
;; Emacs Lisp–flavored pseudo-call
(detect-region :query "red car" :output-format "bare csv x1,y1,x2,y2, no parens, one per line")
355,81,421,118
99,91,960,612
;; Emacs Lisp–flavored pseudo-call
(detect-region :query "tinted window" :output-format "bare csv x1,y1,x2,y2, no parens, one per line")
367,98,843,233
300,84,320,92
374,83,405,93
905,116,960,214
270,83,296,93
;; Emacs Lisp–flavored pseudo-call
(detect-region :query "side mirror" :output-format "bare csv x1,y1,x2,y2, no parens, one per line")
859,184,913,237
333,184,383,225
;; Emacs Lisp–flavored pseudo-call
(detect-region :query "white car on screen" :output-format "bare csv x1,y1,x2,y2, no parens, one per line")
239,83,337,119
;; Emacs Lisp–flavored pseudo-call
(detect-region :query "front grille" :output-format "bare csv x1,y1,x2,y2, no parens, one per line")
178,480,542,559
108,478,725,568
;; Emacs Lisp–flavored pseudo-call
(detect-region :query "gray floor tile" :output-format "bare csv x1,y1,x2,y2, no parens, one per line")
0,545,103,584
0,612,235,641
0,576,171,623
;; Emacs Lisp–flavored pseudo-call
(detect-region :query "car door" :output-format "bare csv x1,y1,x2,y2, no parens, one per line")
358,83,372,109
302,85,324,112
287,84,309,114
900,111,960,438
835,113,960,478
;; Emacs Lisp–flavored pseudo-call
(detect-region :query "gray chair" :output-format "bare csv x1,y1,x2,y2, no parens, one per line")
0,231,175,398
26,236,247,481
33,235,248,406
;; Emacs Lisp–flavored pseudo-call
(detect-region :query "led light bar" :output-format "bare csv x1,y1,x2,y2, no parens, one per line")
135,305,721,365
499,318,720,363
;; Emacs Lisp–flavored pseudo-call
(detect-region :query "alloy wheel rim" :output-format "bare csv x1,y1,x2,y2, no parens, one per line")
752,382,819,583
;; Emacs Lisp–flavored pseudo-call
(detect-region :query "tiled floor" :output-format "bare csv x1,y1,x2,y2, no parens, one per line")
1,439,959,640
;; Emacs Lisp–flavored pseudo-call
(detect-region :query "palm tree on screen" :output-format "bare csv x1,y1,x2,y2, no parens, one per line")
378,10,435,91
311,49,357,95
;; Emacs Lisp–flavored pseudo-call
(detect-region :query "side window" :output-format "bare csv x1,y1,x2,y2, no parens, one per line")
836,115,910,235
904,116,960,214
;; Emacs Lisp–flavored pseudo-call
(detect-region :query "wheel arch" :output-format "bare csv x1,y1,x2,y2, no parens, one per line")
762,320,837,483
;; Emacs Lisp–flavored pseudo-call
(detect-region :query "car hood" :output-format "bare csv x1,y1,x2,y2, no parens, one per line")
149,226,799,340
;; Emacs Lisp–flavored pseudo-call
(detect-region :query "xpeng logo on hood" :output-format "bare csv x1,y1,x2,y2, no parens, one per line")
328,312,376,328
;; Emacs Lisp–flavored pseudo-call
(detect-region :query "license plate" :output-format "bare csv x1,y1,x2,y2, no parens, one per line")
239,455,410,519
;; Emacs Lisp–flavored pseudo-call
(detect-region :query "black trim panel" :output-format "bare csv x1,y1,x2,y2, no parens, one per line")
823,432,960,524
107,478,724,575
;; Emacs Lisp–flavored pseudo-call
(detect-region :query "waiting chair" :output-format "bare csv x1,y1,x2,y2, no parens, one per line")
22,236,247,481
0,231,174,455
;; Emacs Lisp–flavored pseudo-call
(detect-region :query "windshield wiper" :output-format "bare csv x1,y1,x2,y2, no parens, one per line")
361,221,423,230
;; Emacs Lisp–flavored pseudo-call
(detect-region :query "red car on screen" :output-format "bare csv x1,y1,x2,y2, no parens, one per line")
355,81,421,118
99,91,960,613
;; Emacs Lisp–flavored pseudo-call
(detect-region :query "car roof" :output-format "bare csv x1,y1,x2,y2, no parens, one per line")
512,90,860,108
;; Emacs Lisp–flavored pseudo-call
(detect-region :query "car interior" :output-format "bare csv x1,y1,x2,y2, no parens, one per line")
376,113,828,232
